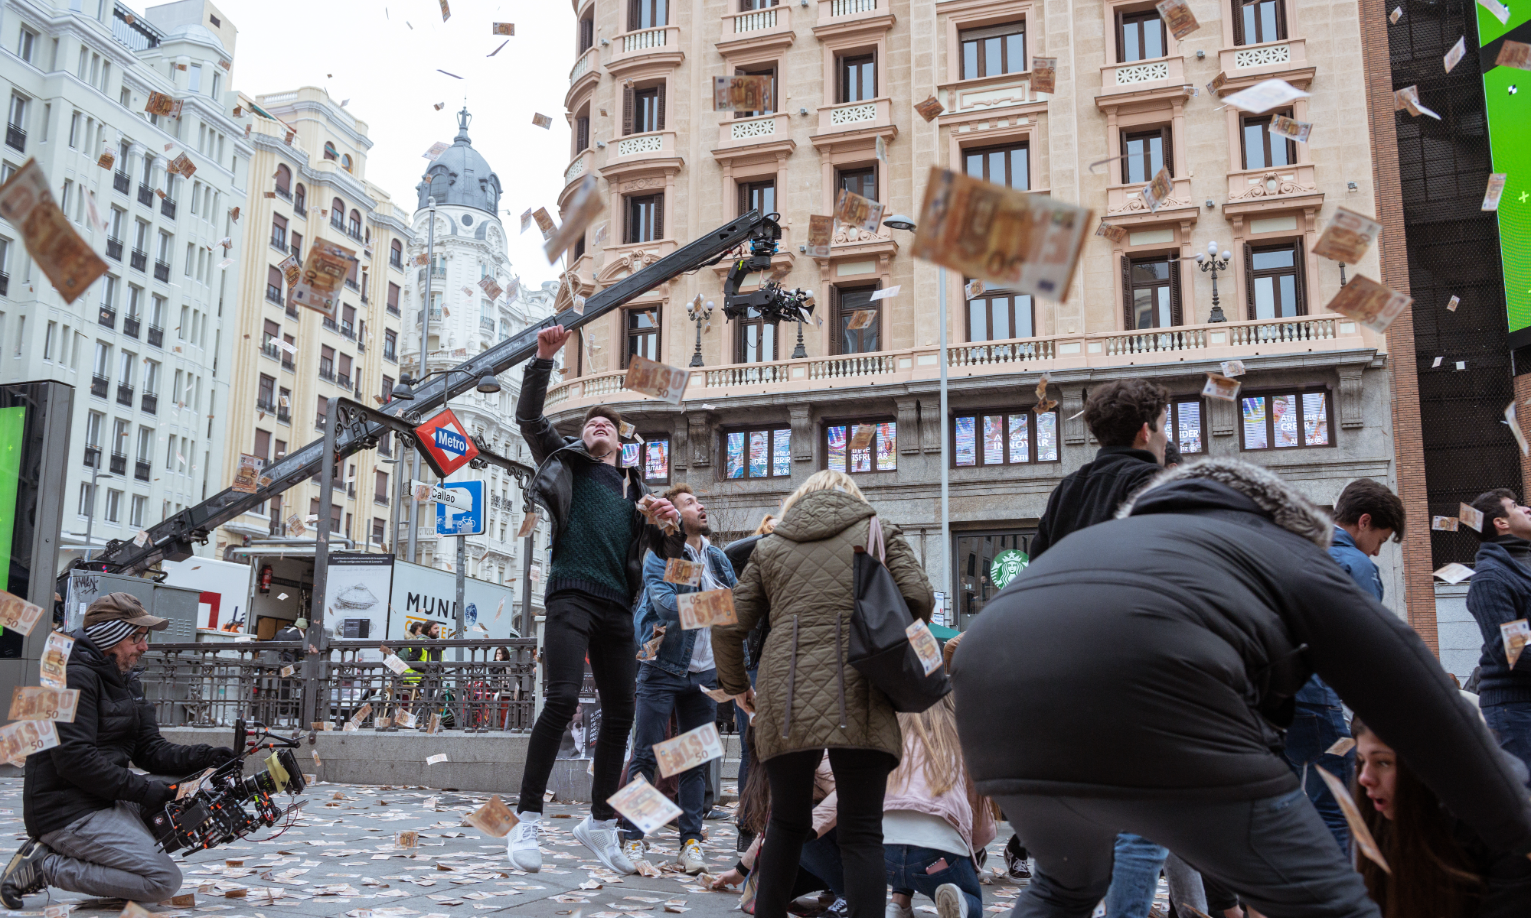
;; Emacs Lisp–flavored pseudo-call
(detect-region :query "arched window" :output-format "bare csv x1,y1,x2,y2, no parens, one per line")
274,164,291,194
293,183,306,213
323,141,338,161
330,197,345,229
390,239,402,267
348,209,361,237
341,154,352,172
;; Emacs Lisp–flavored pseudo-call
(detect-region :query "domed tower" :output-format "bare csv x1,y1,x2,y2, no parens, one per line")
400,107,554,614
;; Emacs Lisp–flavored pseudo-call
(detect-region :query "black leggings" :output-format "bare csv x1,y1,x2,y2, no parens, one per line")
755,748,895,918
517,590,637,821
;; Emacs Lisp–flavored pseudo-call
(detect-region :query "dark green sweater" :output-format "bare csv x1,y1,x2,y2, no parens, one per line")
548,462,636,603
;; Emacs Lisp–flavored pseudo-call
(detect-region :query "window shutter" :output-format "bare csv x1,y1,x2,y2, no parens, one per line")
1169,257,1184,326
628,0,640,31
622,85,634,137
653,194,664,240
1232,3,1244,46
1163,126,1175,177
657,83,666,131
1243,243,1256,320
1121,255,1134,330
1292,243,1308,315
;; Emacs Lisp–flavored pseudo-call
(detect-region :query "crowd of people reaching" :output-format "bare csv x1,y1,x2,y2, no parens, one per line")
500,326,1531,918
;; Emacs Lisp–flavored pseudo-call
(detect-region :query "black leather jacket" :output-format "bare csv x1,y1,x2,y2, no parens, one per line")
516,357,663,604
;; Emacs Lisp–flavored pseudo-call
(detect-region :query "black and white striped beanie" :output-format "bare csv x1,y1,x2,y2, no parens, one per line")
85,619,137,650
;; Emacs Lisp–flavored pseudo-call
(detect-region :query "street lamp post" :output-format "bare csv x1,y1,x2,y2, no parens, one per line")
406,197,437,566
791,319,807,359
1196,240,1233,323
686,298,714,367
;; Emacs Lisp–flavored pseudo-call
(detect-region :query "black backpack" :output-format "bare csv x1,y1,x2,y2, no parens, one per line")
846,516,950,713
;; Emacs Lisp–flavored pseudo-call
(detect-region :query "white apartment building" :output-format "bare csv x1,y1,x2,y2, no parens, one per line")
0,0,249,565
399,108,557,606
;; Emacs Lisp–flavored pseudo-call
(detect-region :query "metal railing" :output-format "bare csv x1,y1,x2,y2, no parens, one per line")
141,392,158,414
138,639,538,732
160,197,176,219
130,248,147,271
115,384,134,407
153,260,170,282
113,171,131,194
5,124,25,152
106,238,123,260
123,316,140,338
90,375,109,398
98,306,116,328
135,459,151,481
109,452,127,475
137,184,154,206
146,325,163,347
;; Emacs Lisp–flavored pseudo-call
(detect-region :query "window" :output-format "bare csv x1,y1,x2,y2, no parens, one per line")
736,310,778,362
826,420,897,473
266,266,283,303
625,308,659,365
1240,390,1332,450
341,154,352,173
959,22,1026,79
348,210,361,237
319,345,335,379
384,328,397,360
967,285,1034,340
294,184,306,213
1241,111,1296,170
579,13,595,52
625,84,665,134
258,373,275,408
375,470,389,503
738,179,776,217
254,429,271,460
625,193,663,243
271,214,287,250
79,482,94,517
836,166,877,203
733,63,777,118
1235,0,1286,45
1118,9,1167,62
1244,242,1306,319
835,286,880,354
954,408,1059,466
725,427,792,479
372,518,386,546
68,110,81,149
1169,398,1205,454
575,111,590,153
630,0,668,30
387,282,401,313
1122,255,1182,329
837,53,876,103
621,436,671,484
274,164,291,194
17,27,35,64
129,495,145,528
103,489,121,523
963,142,1029,190
1122,127,1171,184
323,142,337,161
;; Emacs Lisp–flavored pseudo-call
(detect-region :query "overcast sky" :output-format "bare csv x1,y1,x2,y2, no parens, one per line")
215,0,573,285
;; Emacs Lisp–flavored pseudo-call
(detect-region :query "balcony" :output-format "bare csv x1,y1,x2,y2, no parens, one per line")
257,397,276,413
817,0,883,27
98,307,116,329
383,347,398,362
277,408,291,424
389,252,403,269
1224,164,1323,217
123,316,140,338
1218,38,1311,83
270,233,286,252
322,317,339,332
545,315,1370,413
937,72,1039,118
480,316,496,334
113,170,131,195
286,302,300,320
274,185,292,202
609,26,683,73
314,415,327,431
141,392,157,414
106,238,123,261
716,113,793,153
153,260,170,282
719,4,792,53
1106,174,1199,224
815,98,895,142
568,47,598,90
115,384,134,407
562,149,595,191
4,124,24,152
611,129,679,166
341,321,355,339
262,342,281,360
90,375,109,398
160,197,176,219
130,248,147,271
109,453,127,476
291,243,302,261
294,202,307,218
147,325,163,348
318,367,336,382
1098,56,1187,101
134,459,151,482
357,339,366,353
282,353,296,371
0,272,7,296
266,284,283,305
344,277,359,292
83,446,101,469
336,373,352,390
387,301,400,317
137,184,154,207
330,215,346,233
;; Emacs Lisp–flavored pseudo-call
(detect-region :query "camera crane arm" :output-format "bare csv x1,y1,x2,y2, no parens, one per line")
66,210,784,583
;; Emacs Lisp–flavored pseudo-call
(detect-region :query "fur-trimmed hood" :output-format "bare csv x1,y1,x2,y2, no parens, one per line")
1116,457,1333,549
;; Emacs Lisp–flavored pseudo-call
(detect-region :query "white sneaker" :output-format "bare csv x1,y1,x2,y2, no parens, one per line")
573,815,636,875
505,813,543,872
677,838,705,874
935,883,968,918
886,901,914,918
623,839,646,866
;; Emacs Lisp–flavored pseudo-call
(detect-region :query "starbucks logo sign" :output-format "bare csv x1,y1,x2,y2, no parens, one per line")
990,549,1030,590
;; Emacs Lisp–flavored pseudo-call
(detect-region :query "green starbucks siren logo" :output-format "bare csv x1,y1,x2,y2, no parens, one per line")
990,549,1030,590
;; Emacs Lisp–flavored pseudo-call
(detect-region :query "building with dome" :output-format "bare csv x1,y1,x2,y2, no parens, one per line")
398,107,556,607
0,0,252,568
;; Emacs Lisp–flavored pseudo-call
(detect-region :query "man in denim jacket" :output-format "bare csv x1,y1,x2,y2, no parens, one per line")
622,483,738,874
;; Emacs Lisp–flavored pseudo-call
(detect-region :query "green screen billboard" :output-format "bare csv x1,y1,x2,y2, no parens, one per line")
1482,8,1531,346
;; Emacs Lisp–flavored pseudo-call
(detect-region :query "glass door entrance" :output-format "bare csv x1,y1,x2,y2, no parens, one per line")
953,529,1035,631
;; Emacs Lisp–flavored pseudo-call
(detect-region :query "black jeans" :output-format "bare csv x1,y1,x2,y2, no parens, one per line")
517,589,637,821
756,748,895,918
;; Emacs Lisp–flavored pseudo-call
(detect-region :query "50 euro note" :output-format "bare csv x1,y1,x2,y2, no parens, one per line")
653,722,724,779
911,166,1090,302
713,75,773,112
466,794,519,837
1268,114,1312,143
40,632,74,688
624,354,691,405
0,589,46,638
834,188,885,234
676,589,737,630
0,719,59,766
807,215,833,257
1324,275,1412,334
1502,619,1531,668
608,775,683,836
664,558,703,587
0,160,108,304
545,174,604,263
291,240,357,320
1311,208,1381,264
1154,0,1200,39
9,686,80,722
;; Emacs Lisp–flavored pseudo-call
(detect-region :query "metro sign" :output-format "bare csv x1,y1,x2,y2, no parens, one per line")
413,408,480,477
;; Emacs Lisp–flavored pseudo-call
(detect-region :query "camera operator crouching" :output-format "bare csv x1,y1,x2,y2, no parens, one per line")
1,594,234,908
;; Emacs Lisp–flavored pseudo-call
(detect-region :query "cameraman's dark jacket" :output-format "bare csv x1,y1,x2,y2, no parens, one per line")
516,356,663,603
24,630,222,838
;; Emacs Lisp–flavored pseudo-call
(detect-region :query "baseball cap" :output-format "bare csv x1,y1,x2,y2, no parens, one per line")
82,592,169,631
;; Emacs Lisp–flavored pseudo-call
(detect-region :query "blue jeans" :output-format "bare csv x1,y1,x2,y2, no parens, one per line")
622,664,718,843
802,827,846,896
886,844,982,916
1103,833,1167,918
1483,700,1531,780
735,667,759,825
1283,683,1354,856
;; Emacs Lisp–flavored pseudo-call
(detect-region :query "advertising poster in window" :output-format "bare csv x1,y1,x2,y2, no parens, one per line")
1036,412,1059,461
984,416,1005,464
621,442,640,469
875,422,897,471
1009,414,1030,462
727,432,745,478
828,425,848,472
1242,397,1268,449
1303,393,1329,446
1273,395,1300,448
644,440,669,480
772,430,791,476
1177,402,1203,453
749,431,769,478
955,417,976,466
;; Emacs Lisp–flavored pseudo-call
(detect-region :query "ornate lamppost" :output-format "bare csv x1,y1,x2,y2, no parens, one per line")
1196,240,1233,323
686,297,714,367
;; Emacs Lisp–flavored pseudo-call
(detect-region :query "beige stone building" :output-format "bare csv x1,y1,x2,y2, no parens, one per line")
215,87,412,557
549,0,1411,627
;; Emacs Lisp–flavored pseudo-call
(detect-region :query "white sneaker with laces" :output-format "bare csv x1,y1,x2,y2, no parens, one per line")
677,838,705,874
934,883,968,918
886,901,914,918
573,815,636,875
623,839,646,866
505,813,543,872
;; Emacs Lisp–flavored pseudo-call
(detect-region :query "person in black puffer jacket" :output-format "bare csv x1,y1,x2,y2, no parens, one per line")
952,459,1531,918
1,593,233,908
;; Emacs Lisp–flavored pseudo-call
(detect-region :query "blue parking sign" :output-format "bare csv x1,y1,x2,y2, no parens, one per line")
436,480,484,536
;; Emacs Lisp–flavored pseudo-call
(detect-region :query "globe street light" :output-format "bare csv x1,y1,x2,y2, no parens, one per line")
1196,240,1233,323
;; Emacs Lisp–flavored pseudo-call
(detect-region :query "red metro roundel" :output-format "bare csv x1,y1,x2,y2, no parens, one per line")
413,408,480,477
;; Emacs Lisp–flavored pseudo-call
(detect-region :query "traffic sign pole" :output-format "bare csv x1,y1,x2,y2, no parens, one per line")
456,535,466,663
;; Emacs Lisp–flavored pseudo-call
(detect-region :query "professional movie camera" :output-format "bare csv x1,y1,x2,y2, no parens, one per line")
149,719,307,856
721,214,815,326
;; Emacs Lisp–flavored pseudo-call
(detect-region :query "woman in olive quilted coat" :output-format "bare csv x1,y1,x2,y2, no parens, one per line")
715,470,934,918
